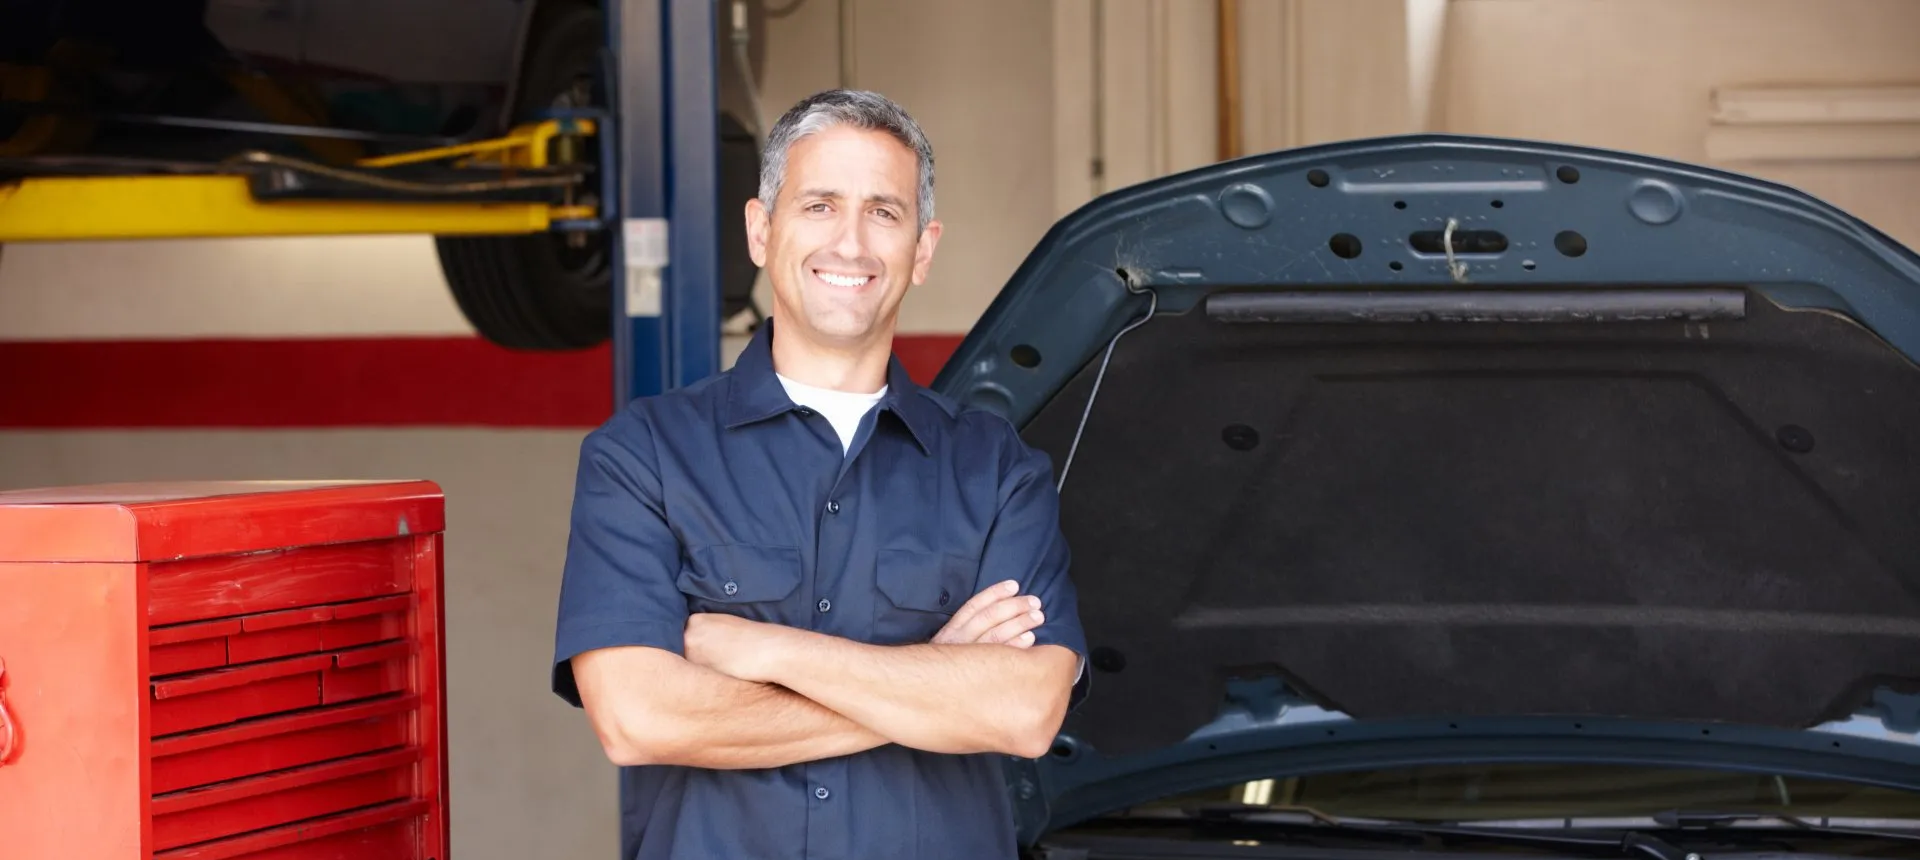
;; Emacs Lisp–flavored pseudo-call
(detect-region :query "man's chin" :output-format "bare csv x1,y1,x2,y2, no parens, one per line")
798,312,887,346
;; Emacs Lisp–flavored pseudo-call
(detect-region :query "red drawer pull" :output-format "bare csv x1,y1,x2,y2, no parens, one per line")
240,605,335,633
153,653,333,699
0,658,15,766
332,594,412,620
335,640,413,669
150,618,243,647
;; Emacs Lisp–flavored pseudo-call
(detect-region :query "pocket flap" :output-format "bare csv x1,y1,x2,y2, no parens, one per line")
875,549,978,613
676,544,803,603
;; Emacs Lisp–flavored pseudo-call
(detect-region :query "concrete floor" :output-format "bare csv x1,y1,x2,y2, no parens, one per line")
0,429,620,860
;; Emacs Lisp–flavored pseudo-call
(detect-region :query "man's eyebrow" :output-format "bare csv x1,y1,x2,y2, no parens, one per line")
793,188,910,211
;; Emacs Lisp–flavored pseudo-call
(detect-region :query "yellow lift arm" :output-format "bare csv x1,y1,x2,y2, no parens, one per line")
0,120,598,242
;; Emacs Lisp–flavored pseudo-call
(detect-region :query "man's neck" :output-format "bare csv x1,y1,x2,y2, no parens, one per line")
769,323,893,394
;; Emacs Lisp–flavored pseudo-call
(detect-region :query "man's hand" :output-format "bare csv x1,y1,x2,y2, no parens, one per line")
684,613,792,683
932,579,1046,647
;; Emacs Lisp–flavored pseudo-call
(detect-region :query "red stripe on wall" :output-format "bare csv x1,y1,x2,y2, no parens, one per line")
890,334,966,390
0,335,965,429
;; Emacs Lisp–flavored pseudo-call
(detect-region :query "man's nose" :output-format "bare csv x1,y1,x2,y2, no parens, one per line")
831,211,869,259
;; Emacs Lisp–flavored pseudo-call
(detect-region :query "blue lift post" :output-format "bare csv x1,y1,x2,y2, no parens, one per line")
609,0,723,406
605,2,721,851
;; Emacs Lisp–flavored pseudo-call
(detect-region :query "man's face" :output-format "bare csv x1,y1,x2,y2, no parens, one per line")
746,125,941,350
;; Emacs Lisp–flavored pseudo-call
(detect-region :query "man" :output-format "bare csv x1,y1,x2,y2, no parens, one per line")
550,89,1088,860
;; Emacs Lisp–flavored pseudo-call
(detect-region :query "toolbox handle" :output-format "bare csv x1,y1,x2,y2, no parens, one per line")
0,657,15,766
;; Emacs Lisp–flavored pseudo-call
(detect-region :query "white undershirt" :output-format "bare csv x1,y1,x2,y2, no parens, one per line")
778,373,887,455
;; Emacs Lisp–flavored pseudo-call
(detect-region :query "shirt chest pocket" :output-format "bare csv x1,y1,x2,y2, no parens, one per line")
872,548,980,646
676,543,803,621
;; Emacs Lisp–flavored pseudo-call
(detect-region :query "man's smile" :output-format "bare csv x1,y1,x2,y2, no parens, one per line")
812,269,875,289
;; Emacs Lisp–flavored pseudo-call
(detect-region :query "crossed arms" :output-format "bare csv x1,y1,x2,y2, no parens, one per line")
554,410,1085,771
572,582,1079,769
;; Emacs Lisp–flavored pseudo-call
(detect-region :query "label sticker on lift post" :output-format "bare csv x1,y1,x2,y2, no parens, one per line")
623,218,670,317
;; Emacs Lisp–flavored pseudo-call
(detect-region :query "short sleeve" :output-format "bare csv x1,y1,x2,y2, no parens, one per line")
979,437,1092,708
551,407,690,707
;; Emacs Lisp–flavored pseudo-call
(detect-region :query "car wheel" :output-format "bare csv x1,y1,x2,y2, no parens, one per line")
435,2,610,350
436,1,764,351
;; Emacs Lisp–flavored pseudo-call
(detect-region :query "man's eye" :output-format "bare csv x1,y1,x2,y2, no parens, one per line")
874,209,898,221
806,202,831,213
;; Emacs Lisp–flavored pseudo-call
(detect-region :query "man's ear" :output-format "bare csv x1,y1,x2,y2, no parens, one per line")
910,219,943,286
745,197,771,267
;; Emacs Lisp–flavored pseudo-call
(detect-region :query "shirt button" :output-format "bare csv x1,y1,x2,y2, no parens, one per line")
795,407,814,416
825,500,841,515
722,581,739,596
817,598,832,613
938,589,951,606
814,786,830,800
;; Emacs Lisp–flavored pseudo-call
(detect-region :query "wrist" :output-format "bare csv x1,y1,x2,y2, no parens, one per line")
749,623,812,684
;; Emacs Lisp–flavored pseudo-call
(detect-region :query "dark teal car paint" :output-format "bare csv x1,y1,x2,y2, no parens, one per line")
934,136,1920,849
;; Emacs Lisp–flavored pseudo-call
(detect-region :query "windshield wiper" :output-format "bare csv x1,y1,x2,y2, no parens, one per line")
1136,803,1699,859
1130,804,1920,857
1651,809,1920,844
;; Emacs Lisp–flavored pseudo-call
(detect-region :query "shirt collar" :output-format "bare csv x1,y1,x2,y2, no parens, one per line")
723,320,938,455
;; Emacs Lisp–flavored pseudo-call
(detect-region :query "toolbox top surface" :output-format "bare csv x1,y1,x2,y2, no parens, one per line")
0,479,444,563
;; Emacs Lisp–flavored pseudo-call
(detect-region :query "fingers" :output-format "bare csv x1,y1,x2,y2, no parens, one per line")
981,606,1044,646
930,580,1047,648
946,579,1020,630
967,594,1042,641
940,594,1042,647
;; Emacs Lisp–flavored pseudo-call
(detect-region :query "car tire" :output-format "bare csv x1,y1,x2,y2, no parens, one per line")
436,0,764,351
434,2,610,350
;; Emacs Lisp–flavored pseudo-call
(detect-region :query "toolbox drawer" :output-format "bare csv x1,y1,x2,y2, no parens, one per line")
154,802,428,860
152,653,333,736
0,480,448,860
153,749,420,851
152,697,417,794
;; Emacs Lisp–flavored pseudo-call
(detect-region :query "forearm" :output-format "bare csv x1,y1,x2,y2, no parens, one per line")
762,633,1077,759
574,647,887,769
646,668,889,769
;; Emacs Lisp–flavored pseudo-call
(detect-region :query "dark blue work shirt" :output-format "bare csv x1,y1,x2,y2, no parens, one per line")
551,322,1089,860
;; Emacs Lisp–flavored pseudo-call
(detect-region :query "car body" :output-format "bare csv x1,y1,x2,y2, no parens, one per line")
2,0,530,147
933,135,1920,858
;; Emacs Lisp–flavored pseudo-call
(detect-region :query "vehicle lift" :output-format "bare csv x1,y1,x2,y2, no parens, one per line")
0,0,724,407
0,2,724,854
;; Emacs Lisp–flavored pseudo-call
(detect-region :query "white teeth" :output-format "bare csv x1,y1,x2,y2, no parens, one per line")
816,271,871,288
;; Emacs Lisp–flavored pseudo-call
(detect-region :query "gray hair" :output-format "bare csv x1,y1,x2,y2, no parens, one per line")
758,89,936,231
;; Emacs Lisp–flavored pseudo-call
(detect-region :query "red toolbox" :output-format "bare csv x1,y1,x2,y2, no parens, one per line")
0,480,449,860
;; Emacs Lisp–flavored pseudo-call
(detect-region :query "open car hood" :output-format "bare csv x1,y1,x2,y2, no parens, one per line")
927,135,1920,844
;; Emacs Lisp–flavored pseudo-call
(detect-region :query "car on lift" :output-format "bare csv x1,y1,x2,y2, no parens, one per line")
936,135,1920,858
0,0,767,350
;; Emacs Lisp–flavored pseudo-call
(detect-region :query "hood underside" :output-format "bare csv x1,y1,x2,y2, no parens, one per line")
933,135,1920,760
1023,288,1920,756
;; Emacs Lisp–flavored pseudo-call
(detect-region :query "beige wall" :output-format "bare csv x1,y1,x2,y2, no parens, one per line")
1436,0,1920,159
1059,0,1920,249
1436,0,1920,248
